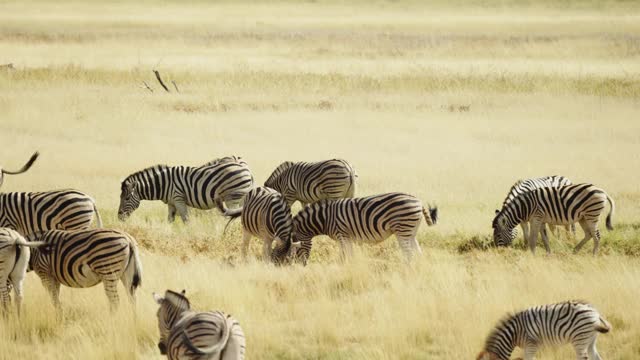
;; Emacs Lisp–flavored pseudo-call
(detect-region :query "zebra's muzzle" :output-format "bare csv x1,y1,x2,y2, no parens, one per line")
158,342,167,355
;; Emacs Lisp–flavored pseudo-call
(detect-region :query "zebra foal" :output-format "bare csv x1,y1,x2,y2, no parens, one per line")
0,228,34,316
477,300,610,360
0,151,39,189
0,189,102,235
264,159,357,207
493,184,614,254
27,228,143,311
224,187,296,264
291,192,438,263
153,289,246,360
496,176,574,242
118,157,254,223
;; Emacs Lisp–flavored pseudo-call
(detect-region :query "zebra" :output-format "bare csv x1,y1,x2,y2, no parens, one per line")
118,160,254,223
224,187,296,264
202,155,248,168
291,192,438,264
26,228,143,312
492,184,614,254
264,159,357,208
0,151,39,189
0,189,103,236
477,300,611,360
0,228,33,316
495,176,574,242
153,289,246,360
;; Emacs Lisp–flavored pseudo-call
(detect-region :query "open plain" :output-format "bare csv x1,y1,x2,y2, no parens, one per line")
1,0,639,359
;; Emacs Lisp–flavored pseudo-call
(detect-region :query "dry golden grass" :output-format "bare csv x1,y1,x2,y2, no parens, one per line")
1,0,639,359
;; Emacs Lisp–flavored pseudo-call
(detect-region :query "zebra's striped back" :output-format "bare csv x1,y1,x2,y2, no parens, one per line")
264,159,357,207
29,228,142,310
239,187,293,264
118,161,254,221
154,290,246,360
501,175,572,207
478,300,611,360
292,192,437,263
202,155,248,169
0,189,101,236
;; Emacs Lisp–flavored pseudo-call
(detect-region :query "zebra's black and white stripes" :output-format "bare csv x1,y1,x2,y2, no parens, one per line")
291,192,437,263
477,300,611,360
224,187,295,264
0,151,39,189
493,184,614,254
153,289,246,360
264,159,357,207
118,159,254,223
0,228,32,316
496,176,573,241
0,189,102,236
27,228,143,311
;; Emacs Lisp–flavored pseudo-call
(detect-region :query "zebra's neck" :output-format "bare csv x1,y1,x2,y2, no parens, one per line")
131,165,174,202
485,316,520,359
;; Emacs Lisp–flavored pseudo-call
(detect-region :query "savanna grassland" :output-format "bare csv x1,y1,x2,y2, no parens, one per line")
1,0,640,359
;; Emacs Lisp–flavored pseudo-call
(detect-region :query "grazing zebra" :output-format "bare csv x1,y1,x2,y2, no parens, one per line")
496,176,574,242
27,228,142,311
0,151,39,189
0,189,102,236
0,228,33,316
118,160,254,223
224,187,295,264
477,300,610,360
493,184,614,254
291,192,438,264
153,289,246,360
264,159,357,207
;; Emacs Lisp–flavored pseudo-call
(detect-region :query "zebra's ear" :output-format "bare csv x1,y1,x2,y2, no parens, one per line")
181,289,186,295
153,292,164,304
494,209,500,215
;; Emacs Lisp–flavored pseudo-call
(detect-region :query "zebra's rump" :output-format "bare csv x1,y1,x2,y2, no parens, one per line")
169,311,246,360
531,184,608,224
37,229,133,288
184,163,254,210
240,187,291,241
0,189,96,235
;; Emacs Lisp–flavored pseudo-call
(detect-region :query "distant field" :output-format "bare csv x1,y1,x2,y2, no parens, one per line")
1,1,639,359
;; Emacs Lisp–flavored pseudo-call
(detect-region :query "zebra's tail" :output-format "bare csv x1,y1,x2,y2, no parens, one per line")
605,194,615,231
12,235,47,248
223,208,243,235
595,315,612,333
422,204,438,226
345,163,358,198
92,201,103,228
1,151,39,175
125,239,143,294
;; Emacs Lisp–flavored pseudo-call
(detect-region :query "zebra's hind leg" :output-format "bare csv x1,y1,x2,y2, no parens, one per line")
337,236,353,262
592,228,602,255
262,237,273,263
102,277,121,312
0,278,11,317
397,236,420,262
167,204,177,223
541,224,551,254
588,337,602,360
9,274,25,317
174,201,190,223
40,275,62,314
241,231,252,261
573,220,593,254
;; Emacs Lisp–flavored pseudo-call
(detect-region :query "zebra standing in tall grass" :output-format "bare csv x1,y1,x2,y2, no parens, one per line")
477,300,611,360
0,228,33,316
153,289,246,360
264,159,357,207
118,158,254,223
0,189,102,235
224,187,296,264
495,176,574,242
0,151,39,189
291,192,438,264
27,228,142,311
493,184,614,254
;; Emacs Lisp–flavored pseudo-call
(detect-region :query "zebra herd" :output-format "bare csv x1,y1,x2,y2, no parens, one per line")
0,152,617,359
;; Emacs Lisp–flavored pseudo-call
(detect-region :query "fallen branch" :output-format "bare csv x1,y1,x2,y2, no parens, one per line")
153,70,170,92
172,80,180,93
140,81,154,92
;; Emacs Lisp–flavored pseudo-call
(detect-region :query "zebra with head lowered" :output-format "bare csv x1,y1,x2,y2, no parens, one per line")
153,289,246,360
0,151,39,189
224,187,296,265
118,158,254,223
493,183,614,254
0,228,34,316
477,300,610,360
264,159,357,208
291,192,438,264
496,176,574,242
26,228,142,312
0,189,103,236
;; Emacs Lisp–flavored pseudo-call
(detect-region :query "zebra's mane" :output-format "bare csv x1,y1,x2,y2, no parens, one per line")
121,164,171,189
484,312,517,349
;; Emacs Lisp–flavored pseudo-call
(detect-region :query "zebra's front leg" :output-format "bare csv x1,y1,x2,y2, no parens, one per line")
523,341,538,360
527,220,542,254
520,222,530,242
167,204,177,223
541,223,551,254
174,201,190,223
